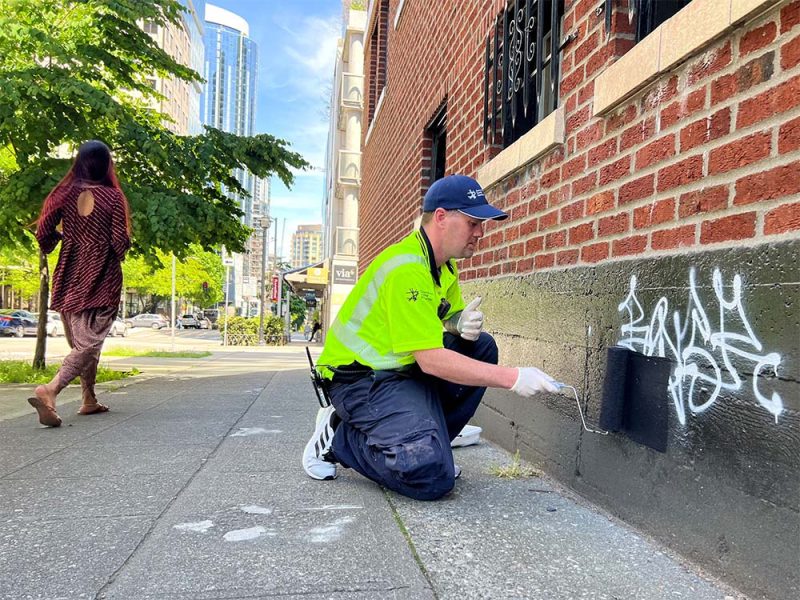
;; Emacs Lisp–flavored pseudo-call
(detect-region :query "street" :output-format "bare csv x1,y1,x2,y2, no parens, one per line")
0,342,743,599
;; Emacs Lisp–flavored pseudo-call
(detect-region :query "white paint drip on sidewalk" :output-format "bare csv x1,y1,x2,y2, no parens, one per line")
308,517,355,543
303,505,363,511
229,427,283,437
239,504,273,515
173,520,214,533
224,526,273,542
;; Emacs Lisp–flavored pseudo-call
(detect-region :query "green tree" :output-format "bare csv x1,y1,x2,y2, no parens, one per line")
290,294,307,329
0,0,308,367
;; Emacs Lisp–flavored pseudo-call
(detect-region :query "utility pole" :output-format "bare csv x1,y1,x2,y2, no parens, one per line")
257,216,270,345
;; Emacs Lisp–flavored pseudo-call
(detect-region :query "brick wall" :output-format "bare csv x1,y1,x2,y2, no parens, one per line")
360,0,800,273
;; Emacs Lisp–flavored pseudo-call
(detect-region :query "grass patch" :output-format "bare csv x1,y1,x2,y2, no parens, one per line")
0,361,139,384
488,450,542,479
102,347,211,358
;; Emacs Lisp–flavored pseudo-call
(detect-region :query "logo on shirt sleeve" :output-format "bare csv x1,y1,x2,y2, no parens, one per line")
406,288,419,302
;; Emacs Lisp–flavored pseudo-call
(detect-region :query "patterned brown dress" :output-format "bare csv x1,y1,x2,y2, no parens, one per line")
36,184,131,392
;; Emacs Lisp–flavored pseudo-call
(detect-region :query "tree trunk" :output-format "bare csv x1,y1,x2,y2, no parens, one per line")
32,249,49,370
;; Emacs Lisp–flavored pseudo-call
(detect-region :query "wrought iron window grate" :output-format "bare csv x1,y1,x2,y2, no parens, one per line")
483,0,565,149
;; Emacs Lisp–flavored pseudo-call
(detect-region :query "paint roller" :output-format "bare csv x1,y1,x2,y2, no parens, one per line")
550,346,632,436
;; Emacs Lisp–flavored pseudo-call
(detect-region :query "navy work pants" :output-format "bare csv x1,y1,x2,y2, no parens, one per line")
328,332,498,500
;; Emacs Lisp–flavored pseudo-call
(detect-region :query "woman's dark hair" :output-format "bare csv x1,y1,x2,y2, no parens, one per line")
72,140,113,185
38,140,131,234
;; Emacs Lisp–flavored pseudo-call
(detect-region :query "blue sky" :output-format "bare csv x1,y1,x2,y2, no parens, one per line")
207,1,341,260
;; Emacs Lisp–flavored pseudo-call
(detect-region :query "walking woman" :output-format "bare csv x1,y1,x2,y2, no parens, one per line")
29,140,131,427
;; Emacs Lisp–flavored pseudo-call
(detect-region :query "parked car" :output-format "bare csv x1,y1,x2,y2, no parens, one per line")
0,310,38,337
108,318,128,337
46,311,64,337
197,316,212,329
177,314,199,329
124,313,168,329
204,309,220,329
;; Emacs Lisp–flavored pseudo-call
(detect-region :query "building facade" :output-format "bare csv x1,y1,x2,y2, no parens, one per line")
358,0,799,597
321,2,367,332
290,224,324,269
202,3,269,315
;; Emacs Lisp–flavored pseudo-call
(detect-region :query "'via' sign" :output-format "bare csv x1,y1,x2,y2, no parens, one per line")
333,264,357,284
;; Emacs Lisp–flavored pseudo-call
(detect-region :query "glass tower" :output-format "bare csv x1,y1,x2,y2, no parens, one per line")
202,4,266,314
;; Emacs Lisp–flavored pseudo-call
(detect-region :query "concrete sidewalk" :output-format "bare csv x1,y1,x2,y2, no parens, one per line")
0,347,744,599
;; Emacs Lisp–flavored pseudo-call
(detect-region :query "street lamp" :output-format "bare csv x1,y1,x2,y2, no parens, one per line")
257,216,271,345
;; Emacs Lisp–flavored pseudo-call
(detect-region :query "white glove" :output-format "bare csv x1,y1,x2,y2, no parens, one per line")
456,296,484,341
511,367,559,397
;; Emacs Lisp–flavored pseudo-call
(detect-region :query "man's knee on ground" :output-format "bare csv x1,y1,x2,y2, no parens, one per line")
387,431,454,499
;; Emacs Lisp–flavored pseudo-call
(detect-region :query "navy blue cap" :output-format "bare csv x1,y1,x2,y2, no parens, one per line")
423,174,508,221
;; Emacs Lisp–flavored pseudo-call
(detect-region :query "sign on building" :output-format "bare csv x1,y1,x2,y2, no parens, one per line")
333,264,357,284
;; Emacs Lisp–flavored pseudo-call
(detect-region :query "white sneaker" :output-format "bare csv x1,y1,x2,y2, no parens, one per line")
302,405,339,480
454,464,462,479
451,424,482,448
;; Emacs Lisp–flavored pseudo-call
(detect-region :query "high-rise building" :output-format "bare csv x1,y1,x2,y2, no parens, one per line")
290,225,323,269
201,4,268,315
139,0,205,135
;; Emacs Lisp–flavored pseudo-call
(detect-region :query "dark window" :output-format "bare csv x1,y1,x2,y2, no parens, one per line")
604,0,693,42
427,106,447,184
484,0,565,149
367,0,390,124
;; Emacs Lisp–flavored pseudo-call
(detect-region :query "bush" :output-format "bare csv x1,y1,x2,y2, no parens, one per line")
218,315,285,345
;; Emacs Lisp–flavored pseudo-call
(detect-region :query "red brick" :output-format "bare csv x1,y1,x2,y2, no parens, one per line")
619,174,655,204
562,154,587,180
599,155,631,186
612,235,648,257
556,249,579,265
782,0,800,33
504,225,521,243
598,213,629,237
569,222,594,245
560,199,585,223
520,217,538,236
641,76,679,111
586,44,612,78
561,66,585,97
516,257,534,272
620,117,656,151
541,167,561,189
711,73,738,105
679,186,729,218
606,104,638,134
525,236,544,254
657,156,704,192
737,76,800,128
734,162,800,205
567,106,593,135
574,30,600,64
535,253,555,269
588,138,618,167
680,108,731,151
687,42,732,86
548,184,571,207
581,242,609,263
700,212,757,243
652,225,696,250
587,190,616,215
739,21,777,56
572,171,598,195
528,194,548,214
764,202,800,234
509,241,525,258
782,34,800,69
660,89,706,129
540,209,559,229
779,116,800,154
635,135,676,169
576,122,604,151
633,198,675,229
708,131,771,175
578,80,595,105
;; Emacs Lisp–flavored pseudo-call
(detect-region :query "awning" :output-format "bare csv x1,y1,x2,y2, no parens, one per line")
283,260,328,295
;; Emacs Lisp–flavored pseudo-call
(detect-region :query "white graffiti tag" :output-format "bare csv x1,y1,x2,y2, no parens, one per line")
617,268,784,425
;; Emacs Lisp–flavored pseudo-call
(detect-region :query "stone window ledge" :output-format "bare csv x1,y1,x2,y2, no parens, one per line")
594,0,777,116
364,85,387,147
476,106,565,189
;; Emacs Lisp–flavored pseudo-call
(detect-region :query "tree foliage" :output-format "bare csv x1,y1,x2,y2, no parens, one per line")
0,0,309,259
